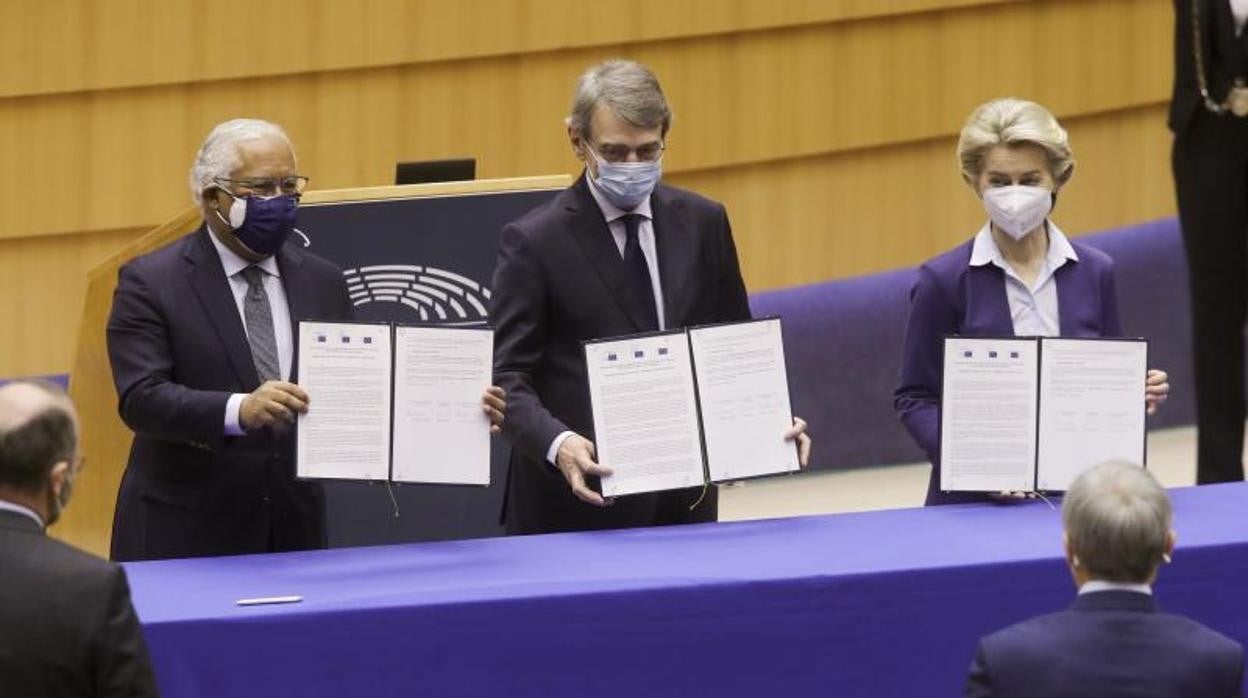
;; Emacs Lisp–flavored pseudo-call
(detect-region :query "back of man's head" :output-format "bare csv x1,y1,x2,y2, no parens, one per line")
0,381,77,500
1062,461,1172,584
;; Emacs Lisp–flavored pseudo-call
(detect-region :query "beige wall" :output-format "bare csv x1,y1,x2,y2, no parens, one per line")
1,0,1175,381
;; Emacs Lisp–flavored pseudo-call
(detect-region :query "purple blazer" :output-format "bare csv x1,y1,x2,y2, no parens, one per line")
893,237,1123,505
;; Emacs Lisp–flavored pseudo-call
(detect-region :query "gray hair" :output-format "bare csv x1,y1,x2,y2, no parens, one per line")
1062,461,1172,583
187,118,294,205
566,60,672,141
956,98,1074,183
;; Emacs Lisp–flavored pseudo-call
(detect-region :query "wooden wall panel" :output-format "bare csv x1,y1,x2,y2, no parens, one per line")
674,104,1175,286
0,228,147,378
0,0,1004,98
0,0,1170,242
0,1,1177,378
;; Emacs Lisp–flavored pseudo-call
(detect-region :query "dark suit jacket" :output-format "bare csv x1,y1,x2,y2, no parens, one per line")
0,509,158,696
1171,0,1248,134
966,590,1245,697
490,175,751,534
107,226,353,561
893,236,1122,505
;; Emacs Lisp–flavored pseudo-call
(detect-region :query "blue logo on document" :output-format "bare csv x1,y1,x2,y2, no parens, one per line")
634,350,645,359
963,350,973,358
989,351,998,358
342,265,492,327
607,353,618,362
658,347,668,356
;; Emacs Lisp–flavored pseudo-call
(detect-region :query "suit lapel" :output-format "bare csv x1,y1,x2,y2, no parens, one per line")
966,265,1015,335
565,176,652,331
651,185,696,329
186,227,261,390
276,243,308,381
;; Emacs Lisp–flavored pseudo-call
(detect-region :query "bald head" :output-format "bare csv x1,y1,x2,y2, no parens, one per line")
0,381,78,495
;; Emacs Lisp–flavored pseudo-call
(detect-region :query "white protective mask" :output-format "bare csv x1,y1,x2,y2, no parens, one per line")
588,149,662,211
983,185,1052,241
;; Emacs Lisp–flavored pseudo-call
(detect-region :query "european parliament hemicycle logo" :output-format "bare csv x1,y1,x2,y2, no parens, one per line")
342,265,492,326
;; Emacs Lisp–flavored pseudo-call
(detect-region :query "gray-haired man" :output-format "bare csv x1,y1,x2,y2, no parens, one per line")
108,118,506,560
491,60,809,535
965,462,1244,697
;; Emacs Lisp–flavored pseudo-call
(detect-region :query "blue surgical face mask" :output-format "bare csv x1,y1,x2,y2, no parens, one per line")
214,191,299,257
588,148,662,211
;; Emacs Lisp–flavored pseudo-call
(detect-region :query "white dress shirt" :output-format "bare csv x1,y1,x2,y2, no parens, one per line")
0,499,44,528
968,221,1078,337
545,179,667,465
208,232,294,436
1078,580,1153,596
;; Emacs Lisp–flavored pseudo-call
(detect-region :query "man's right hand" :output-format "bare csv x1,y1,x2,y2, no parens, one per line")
555,433,613,507
240,381,310,433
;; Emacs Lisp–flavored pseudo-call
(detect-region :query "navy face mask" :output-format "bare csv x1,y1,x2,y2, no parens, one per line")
215,191,298,257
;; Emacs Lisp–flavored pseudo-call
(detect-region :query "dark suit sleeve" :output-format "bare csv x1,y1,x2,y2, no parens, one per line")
108,261,232,444
714,205,752,322
963,642,996,698
92,566,159,698
894,265,958,463
491,222,571,461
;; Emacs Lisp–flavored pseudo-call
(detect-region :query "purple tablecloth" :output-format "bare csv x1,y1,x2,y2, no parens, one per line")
126,482,1248,697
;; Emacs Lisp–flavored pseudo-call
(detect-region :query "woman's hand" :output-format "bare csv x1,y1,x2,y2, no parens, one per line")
1145,369,1170,416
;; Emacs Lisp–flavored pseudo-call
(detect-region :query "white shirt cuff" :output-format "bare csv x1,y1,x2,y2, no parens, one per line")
224,393,248,436
547,431,575,466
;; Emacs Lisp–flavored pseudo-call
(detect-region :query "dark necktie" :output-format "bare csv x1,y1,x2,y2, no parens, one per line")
620,214,659,331
240,266,281,382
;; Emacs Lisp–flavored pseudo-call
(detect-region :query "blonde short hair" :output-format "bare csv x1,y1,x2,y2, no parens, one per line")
956,98,1074,183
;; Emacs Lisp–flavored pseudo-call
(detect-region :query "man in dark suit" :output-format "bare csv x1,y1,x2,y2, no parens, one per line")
108,119,509,561
491,60,809,535
965,461,1244,697
0,381,158,696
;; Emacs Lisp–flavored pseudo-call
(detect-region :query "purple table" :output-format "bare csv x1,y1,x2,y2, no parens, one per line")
125,482,1248,697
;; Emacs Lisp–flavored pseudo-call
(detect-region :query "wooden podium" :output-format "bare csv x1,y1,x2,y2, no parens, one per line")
57,175,570,557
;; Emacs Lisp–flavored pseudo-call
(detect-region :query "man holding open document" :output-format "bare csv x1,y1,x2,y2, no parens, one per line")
491,60,810,535
107,119,507,560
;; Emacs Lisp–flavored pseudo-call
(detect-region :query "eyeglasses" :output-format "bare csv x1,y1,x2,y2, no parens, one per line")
590,141,666,164
215,175,310,198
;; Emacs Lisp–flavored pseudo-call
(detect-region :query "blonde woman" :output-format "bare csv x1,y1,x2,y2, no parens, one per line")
893,98,1170,505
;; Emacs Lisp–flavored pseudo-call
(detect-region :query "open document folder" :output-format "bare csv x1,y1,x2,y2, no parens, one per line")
940,336,1148,494
295,321,493,486
584,318,801,498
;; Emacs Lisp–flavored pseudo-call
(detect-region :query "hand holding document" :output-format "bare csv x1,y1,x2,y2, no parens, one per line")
296,321,495,485
939,336,1147,495
584,318,800,498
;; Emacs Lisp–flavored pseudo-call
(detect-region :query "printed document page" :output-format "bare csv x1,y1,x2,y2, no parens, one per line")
1036,338,1147,491
940,337,1038,493
297,321,392,480
586,332,706,497
689,319,799,483
391,326,494,485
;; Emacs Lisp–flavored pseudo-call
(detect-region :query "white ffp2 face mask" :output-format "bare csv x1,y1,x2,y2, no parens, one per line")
983,185,1052,240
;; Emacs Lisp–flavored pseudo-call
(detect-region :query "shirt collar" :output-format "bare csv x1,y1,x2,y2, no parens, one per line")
968,220,1080,270
0,499,45,529
585,172,653,224
207,227,281,279
1078,580,1153,596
